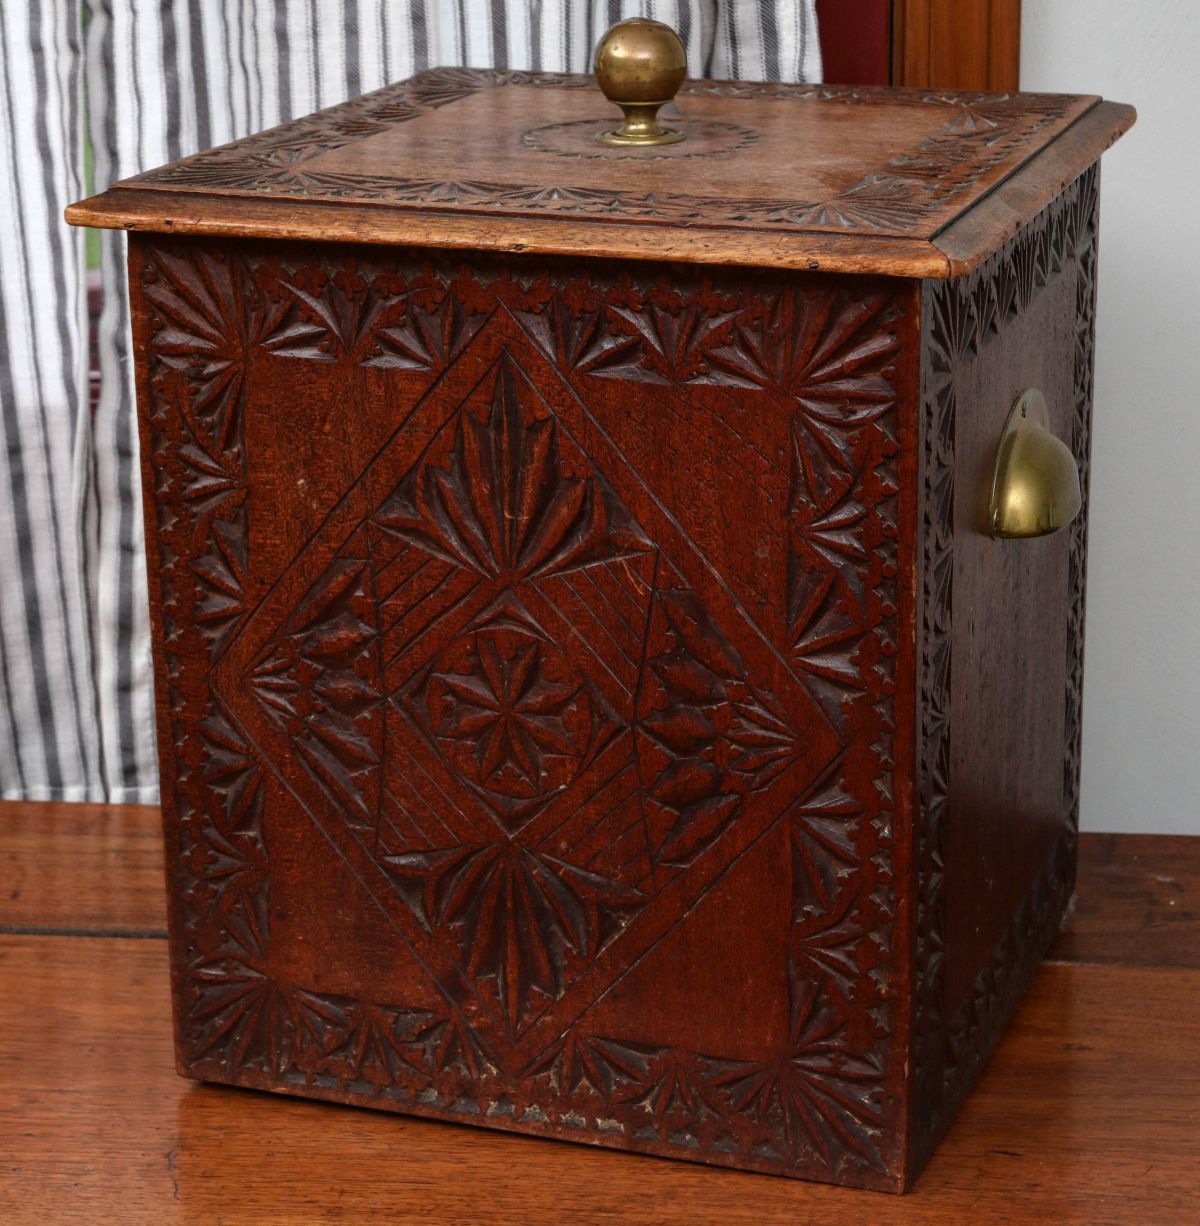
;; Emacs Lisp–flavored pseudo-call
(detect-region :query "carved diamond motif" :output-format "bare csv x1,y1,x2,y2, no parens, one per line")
222,312,840,1049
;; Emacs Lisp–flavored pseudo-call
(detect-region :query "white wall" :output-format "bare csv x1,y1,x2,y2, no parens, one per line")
1022,2,1200,834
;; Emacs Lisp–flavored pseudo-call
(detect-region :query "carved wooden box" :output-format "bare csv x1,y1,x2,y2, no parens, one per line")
69,67,1133,1192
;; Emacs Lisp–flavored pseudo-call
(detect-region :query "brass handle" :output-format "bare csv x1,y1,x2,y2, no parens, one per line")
989,389,1082,539
593,18,687,147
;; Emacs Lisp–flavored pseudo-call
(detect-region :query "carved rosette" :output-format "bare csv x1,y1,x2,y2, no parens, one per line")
138,234,909,1187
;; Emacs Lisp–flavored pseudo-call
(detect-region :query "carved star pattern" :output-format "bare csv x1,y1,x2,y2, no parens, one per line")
433,635,582,794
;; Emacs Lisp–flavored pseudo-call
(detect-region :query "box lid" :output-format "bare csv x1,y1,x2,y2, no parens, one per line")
67,68,1134,278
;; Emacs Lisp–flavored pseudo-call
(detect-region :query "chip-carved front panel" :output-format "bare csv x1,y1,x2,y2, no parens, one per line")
133,238,917,1190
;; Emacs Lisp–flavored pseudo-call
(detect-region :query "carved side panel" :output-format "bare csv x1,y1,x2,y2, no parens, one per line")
132,237,917,1190
912,166,1100,1173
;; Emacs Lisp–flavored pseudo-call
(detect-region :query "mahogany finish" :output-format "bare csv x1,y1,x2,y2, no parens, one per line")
129,236,919,1191
2,916,1199,1223
1051,833,1200,969
817,0,1020,92
7,804,1193,965
8,803,1194,966
5,811,1197,1221
66,70,1134,1192
893,0,1023,92
0,800,165,934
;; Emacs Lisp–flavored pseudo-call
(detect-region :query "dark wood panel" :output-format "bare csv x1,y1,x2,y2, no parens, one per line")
893,0,1022,92
1,933,1196,1223
909,167,1099,1179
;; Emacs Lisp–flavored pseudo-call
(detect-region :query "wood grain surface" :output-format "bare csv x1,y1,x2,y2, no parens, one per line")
115,171,1110,1189
2,805,1197,1221
55,66,1141,1199
0,801,164,935
65,96,1136,281
1,931,1196,1224
64,185,957,277
7,804,1192,967
893,0,1022,92
933,100,1135,275
128,232,925,1190
65,70,1132,277
1050,834,1200,969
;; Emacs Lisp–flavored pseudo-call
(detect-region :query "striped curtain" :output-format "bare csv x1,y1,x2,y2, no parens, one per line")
0,0,821,805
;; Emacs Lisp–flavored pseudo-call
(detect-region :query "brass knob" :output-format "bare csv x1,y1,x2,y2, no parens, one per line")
989,389,1082,539
593,18,687,147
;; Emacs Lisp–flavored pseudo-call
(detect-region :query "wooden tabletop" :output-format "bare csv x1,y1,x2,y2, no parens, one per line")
1,802,1197,1224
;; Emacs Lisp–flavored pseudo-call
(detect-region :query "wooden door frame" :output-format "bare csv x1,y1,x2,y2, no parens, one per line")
817,0,1022,92
892,0,1022,91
